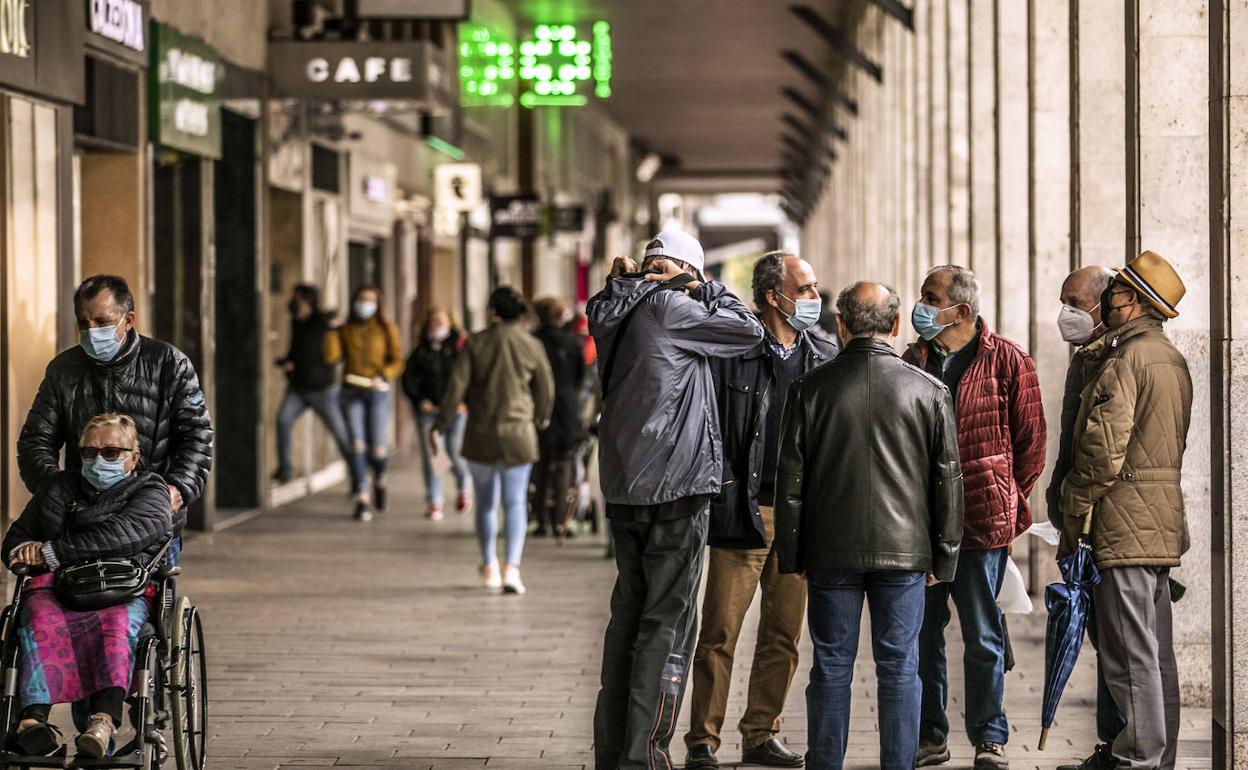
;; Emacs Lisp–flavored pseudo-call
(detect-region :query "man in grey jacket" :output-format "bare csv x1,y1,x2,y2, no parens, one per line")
589,230,765,770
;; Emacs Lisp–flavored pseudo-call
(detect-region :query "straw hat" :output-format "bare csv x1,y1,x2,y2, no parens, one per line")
1116,250,1186,318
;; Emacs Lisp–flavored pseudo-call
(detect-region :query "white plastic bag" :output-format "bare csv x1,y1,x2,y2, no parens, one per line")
997,556,1034,614
1024,520,1061,547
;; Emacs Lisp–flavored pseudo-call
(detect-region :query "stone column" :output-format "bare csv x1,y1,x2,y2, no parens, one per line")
1074,0,1127,268
970,0,1000,321
948,0,973,266
996,0,1031,346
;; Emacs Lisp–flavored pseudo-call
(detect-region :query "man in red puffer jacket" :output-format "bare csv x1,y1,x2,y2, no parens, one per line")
904,265,1047,770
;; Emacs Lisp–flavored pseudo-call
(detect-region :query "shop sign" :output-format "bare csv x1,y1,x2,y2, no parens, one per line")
150,22,220,159
490,195,542,240
362,176,389,203
269,41,446,102
356,0,469,19
551,205,586,233
435,163,482,213
85,0,147,65
0,0,31,58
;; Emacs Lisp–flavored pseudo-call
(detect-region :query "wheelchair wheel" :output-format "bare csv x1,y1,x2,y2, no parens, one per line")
168,598,206,770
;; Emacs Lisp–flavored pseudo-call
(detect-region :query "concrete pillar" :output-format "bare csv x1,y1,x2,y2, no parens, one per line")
1074,0,1127,268
969,0,999,321
929,0,951,270
996,0,1031,346
947,0,973,266
1029,0,1074,543
1136,0,1212,704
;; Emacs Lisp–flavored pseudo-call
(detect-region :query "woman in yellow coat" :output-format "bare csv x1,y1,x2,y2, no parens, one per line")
325,285,403,521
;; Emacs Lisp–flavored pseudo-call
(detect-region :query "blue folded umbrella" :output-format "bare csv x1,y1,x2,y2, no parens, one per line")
1039,543,1102,750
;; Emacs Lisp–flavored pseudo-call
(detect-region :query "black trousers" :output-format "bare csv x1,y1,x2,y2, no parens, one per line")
593,504,709,770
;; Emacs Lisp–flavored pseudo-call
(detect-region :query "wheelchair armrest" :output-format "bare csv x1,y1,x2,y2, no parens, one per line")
155,564,182,579
9,563,30,577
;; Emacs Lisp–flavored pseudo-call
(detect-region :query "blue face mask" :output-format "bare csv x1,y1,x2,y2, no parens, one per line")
781,294,822,332
80,322,124,362
911,302,954,341
81,456,128,491
354,300,378,320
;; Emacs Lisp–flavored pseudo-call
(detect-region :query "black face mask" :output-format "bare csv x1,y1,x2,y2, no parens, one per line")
1100,282,1133,328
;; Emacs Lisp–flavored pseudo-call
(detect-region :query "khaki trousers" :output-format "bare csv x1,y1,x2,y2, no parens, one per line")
685,505,807,752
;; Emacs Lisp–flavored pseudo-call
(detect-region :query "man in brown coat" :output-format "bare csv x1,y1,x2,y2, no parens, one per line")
1061,251,1193,770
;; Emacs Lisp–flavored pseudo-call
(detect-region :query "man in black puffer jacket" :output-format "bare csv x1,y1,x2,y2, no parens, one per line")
17,275,213,518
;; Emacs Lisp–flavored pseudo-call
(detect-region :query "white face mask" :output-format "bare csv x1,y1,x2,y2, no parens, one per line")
1057,303,1100,345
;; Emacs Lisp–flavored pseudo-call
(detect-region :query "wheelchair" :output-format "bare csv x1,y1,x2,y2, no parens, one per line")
0,561,207,770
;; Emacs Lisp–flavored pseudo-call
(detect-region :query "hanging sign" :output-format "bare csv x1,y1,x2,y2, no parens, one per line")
150,22,220,158
85,0,147,66
356,0,469,19
435,163,483,212
269,40,447,102
551,205,586,232
490,195,542,240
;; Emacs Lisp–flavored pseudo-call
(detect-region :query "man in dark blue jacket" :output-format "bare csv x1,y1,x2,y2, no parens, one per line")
685,252,837,770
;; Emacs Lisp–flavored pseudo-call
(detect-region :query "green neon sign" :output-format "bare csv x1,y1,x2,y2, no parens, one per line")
458,23,516,107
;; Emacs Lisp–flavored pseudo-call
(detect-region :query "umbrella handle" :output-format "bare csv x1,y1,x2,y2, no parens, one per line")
1038,726,1050,751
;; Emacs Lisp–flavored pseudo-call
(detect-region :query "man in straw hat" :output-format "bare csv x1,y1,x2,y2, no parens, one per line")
1059,250,1193,770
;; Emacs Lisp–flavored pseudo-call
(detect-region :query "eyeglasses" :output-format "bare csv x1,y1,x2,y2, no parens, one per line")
79,446,134,461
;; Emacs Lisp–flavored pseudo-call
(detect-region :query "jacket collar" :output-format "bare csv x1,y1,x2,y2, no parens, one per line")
85,329,142,370
745,327,830,362
1104,315,1164,348
843,337,899,357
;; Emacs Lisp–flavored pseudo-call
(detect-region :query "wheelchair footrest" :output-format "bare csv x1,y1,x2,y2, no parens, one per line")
0,747,68,768
68,751,143,770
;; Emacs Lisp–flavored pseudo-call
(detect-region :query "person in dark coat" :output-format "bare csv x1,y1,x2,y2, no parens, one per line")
401,307,471,520
17,275,213,525
686,251,837,770
4,414,175,760
274,284,352,483
530,298,588,538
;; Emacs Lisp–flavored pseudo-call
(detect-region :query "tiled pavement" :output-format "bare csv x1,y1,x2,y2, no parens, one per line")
180,460,1212,770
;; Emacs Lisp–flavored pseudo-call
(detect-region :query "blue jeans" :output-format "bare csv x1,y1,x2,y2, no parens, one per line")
417,412,470,506
341,387,390,495
919,547,1010,747
276,387,352,477
806,569,926,770
468,460,532,567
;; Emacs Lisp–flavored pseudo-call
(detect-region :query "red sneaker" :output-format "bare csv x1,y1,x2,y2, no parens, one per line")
456,493,471,514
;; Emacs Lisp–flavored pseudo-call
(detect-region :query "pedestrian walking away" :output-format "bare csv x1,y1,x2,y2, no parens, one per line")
1047,266,1128,770
433,286,554,595
1060,251,1192,770
530,297,588,540
18,274,213,542
905,265,1047,770
685,251,838,770
273,283,353,485
588,229,764,770
325,285,403,522
402,307,472,521
774,281,963,770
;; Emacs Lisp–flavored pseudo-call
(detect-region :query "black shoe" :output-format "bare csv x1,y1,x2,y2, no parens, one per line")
973,742,1008,770
532,526,549,537
685,744,719,769
373,482,388,513
271,469,292,484
13,720,62,756
1057,743,1115,770
354,501,374,522
742,737,804,768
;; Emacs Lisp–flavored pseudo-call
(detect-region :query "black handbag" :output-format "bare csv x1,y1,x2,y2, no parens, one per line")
52,538,173,612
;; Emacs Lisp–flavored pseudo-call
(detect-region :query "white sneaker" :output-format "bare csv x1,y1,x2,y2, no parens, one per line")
426,505,444,521
502,565,526,595
481,563,502,589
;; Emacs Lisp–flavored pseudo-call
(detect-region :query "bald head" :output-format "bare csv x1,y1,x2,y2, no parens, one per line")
1061,266,1114,313
836,281,901,341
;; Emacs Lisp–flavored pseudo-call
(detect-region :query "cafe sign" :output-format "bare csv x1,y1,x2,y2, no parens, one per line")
86,0,147,66
0,0,31,58
150,22,220,158
269,40,449,103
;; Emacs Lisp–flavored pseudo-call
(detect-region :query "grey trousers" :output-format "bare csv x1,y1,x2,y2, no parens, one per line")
1093,566,1180,770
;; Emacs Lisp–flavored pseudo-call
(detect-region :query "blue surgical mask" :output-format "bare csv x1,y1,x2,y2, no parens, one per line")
81,456,128,491
781,294,822,332
354,300,378,320
911,302,953,341
80,322,124,362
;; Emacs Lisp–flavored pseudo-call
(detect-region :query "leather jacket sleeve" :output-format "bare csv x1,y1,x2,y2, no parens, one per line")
166,354,214,506
930,388,964,582
17,363,67,495
2,496,45,563
774,378,806,574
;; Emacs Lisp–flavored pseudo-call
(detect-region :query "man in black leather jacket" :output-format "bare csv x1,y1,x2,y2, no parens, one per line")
685,252,837,770
774,281,963,770
17,275,214,521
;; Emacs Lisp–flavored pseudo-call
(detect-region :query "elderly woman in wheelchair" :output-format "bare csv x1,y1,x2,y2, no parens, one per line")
2,413,174,761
